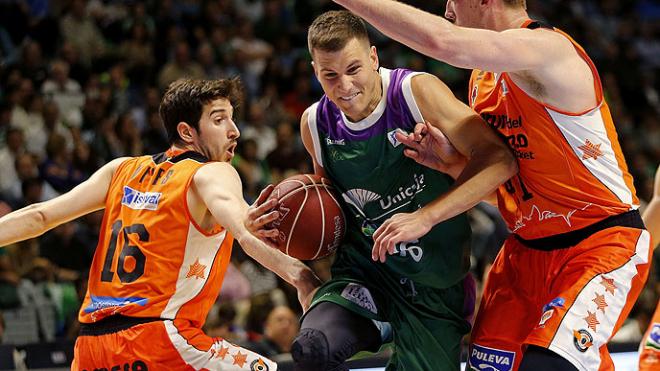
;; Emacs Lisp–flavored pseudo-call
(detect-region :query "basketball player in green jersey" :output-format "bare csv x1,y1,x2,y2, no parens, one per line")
251,11,516,371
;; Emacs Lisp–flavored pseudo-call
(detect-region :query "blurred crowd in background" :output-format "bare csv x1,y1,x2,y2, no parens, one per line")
0,0,658,361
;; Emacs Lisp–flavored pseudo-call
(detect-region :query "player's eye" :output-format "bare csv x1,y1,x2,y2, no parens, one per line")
324,72,337,79
347,66,360,74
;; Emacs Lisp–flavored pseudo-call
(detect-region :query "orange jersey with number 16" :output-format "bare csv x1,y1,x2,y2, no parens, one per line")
78,150,233,328
469,21,638,240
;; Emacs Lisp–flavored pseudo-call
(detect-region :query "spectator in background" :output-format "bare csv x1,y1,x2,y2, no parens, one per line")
59,0,107,68
18,40,48,88
40,133,85,193
197,41,224,80
0,128,26,204
241,101,277,159
0,249,20,310
9,79,42,141
266,121,307,182
141,109,169,155
8,153,57,203
205,302,243,343
157,41,204,90
114,113,143,157
0,311,4,341
41,60,85,129
233,138,271,202
58,42,89,87
231,21,273,97
244,305,299,358
42,101,75,154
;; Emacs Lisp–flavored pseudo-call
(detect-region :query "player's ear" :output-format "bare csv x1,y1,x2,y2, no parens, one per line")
370,46,379,71
177,122,196,144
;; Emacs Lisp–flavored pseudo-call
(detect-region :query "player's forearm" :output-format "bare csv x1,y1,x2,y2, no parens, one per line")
422,145,516,223
237,233,319,290
334,0,457,62
0,203,48,247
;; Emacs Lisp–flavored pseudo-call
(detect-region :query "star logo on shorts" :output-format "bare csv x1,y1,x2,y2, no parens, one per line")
215,344,229,360
186,258,206,280
600,277,617,295
592,293,608,313
578,139,603,160
584,311,600,332
232,351,248,368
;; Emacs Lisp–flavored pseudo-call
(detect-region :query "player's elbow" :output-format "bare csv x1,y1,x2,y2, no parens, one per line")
498,146,519,179
19,203,50,235
487,143,518,181
30,204,49,228
422,29,461,65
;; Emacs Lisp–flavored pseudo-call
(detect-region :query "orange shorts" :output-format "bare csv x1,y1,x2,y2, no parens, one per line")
71,318,277,371
469,226,651,371
639,300,660,371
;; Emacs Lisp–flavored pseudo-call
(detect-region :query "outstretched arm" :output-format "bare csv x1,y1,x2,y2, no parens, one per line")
372,74,516,262
0,157,127,247
194,162,321,309
333,0,572,73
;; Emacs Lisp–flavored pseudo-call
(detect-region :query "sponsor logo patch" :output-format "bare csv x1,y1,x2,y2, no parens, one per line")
645,323,660,351
325,137,345,146
341,283,377,315
573,329,594,352
121,186,161,210
83,295,148,313
469,344,515,371
542,297,565,312
387,129,406,147
538,309,554,327
538,297,565,327
250,358,270,371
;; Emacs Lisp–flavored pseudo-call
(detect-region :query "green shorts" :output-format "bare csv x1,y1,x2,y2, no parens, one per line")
306,276,472,371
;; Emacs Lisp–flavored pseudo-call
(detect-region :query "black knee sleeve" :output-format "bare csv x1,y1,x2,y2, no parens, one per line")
291,302,381,371
291,328,336,371
519,345,578,371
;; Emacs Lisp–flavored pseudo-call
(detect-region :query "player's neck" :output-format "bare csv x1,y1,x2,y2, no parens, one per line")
168,144,196,157
484,8,529,32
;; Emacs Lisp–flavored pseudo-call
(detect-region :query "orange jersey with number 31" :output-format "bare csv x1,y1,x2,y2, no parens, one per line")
79,151,233,328
469,21,638,239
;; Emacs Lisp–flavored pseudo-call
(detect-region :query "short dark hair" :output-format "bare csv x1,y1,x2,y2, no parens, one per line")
159,78,243,145
307,10,370,57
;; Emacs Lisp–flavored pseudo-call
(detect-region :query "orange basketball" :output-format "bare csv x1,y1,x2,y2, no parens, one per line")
267,174,345,260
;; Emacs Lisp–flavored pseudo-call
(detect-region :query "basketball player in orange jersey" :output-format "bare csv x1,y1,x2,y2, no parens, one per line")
639,165,660,371
333,1,652,370
0,78,320,370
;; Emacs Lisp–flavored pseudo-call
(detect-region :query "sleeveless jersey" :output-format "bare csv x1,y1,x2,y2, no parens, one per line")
468,21,638,240
79,150,233,328
308,67,471,289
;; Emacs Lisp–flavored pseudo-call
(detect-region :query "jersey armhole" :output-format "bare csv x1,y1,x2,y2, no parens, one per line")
401,72,425,124
105,157,133,204
307,102,324,168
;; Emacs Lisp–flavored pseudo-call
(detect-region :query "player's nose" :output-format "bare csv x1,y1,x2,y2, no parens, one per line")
338,75,353,93
229,119,240,139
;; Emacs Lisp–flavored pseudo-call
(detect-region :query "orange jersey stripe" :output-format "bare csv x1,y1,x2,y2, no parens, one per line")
79,151,233,327
469,24,638,239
